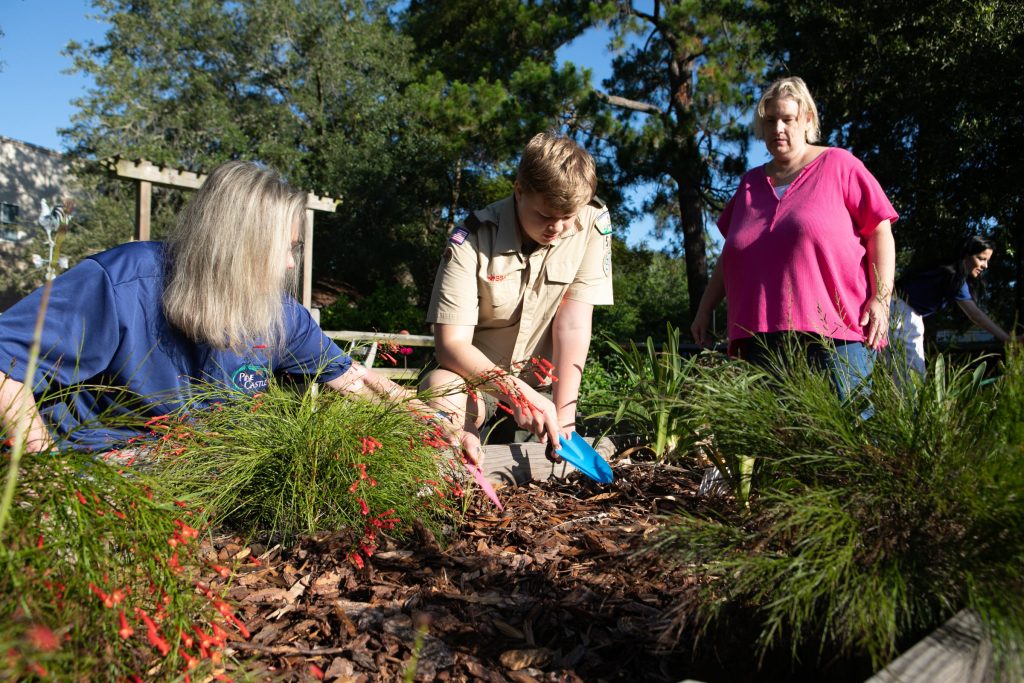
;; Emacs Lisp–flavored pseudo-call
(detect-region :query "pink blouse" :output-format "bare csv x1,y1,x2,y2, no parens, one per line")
717,148,898,343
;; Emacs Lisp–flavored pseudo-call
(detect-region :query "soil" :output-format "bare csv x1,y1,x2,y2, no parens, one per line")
201,460,878,683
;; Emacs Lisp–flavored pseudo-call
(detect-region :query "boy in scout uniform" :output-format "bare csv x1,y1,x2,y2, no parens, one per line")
422,132,614,456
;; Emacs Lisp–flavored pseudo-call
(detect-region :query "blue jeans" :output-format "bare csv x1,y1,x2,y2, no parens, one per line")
732,333,875,405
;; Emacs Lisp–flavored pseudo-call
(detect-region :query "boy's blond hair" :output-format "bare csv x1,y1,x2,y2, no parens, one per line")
163,160,306,352
516,131,597,214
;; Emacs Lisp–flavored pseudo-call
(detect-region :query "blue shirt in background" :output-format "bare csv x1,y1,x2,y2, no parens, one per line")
0,241,351,451
896,267,972,317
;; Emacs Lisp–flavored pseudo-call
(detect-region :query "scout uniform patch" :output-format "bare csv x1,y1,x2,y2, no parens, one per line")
449,227,469,244
595,210,612,235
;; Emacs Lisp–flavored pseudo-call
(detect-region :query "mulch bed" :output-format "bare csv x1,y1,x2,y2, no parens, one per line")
199,460,874,683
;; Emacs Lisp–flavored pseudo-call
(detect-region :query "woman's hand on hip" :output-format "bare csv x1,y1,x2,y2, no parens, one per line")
861,297,890,350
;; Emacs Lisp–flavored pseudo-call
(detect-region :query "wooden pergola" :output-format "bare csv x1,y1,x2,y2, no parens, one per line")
104,158,339,309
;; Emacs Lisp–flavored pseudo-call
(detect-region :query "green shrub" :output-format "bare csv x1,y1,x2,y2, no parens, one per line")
657,346,1024,673
0,453,234,680
151,383,465,555
585,323,705,459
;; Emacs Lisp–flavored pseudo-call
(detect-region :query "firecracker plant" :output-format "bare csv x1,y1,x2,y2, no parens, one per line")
0,450,245,681
150,381,471,563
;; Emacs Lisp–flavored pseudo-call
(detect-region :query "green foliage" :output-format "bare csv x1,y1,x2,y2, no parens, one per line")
0,453,233,680
586,323,702,459
593,238,691,342
318,283,426,335
657,348,1024,672
585,0,768,315
151,383,464,549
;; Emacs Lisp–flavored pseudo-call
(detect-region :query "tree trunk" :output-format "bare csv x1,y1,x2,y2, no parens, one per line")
676,173,707,319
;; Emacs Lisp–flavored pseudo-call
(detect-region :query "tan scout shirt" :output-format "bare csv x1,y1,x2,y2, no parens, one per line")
426,195,614,380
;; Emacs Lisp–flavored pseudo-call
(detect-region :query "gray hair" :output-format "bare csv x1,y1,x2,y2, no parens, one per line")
753,76,821,144
163,160,306,351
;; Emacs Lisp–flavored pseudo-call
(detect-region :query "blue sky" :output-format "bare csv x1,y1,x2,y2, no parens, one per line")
0,1,727,249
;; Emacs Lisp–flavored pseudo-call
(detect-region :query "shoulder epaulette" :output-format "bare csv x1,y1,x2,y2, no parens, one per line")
588,196,607,209
464,213,485,233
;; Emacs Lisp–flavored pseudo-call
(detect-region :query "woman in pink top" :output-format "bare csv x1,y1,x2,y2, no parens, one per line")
691,76,897,401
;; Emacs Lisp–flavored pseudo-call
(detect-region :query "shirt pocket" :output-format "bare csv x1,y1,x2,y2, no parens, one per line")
482,266,525,322
544,261,577,286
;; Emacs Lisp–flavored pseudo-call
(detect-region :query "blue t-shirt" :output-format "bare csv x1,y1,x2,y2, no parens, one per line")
0,242,351,450
897,267,972,317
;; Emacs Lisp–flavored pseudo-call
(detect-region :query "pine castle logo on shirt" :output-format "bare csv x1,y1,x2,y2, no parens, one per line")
232,363,270,392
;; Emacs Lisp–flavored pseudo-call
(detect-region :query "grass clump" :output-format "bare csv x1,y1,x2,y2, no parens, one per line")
586,323,706,459
0,451,238,681
152,383,466,560
658,344,1024,673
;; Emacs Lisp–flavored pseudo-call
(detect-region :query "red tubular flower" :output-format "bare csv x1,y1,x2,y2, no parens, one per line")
192,625,216,650
26,624,60,651
210,564,230,579
118,610,134,639
174,519,199,539
310,664,325,680
349,552,365,569
358,498,369,516
27,663,47,677
210,621,229,645
74,491,88,505
135,608,170,657
168,551,183,574
180,648,199,670
180,630,194,649
36,534,43,549
88,582,110,607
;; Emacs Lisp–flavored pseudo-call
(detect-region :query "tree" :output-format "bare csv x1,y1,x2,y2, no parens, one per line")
585,0,767,319
766,0,1024,328
62,0,467,315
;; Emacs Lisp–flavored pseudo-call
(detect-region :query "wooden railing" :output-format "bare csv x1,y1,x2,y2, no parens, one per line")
321,330,435,382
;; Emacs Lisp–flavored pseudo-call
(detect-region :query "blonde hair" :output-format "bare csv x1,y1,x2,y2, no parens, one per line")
753,76,821,144
516,131,597,214
163,161,306,352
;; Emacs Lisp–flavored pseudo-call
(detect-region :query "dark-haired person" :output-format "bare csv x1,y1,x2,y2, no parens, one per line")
0,161,479,462
890,236,1020,378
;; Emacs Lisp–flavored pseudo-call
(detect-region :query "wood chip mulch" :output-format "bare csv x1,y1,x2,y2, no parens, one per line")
196,461,870,683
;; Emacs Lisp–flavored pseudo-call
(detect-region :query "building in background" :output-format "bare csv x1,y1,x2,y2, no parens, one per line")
0,136,78,242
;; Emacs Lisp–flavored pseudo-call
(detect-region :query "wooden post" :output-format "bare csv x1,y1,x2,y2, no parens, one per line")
134,180,151,241
303,207,314,309
107,158,339,312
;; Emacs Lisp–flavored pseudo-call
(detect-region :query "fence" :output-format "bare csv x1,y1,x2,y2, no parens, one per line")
321,330,435,382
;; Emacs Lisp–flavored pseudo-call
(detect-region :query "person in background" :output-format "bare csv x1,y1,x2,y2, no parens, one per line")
890,236,1020,379
422,131,614,455
691,76,897,401
0,160,478,462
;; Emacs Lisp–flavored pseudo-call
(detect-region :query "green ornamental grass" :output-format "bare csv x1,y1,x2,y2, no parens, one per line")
657,344,1024,673
0,451,237,681
151,382,467,559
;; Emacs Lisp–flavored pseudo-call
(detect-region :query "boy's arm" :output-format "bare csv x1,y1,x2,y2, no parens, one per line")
550,297,593,439
0,373,53,452
434,323,561,447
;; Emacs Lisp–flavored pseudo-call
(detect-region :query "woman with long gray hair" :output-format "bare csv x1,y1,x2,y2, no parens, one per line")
0,160,479,461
